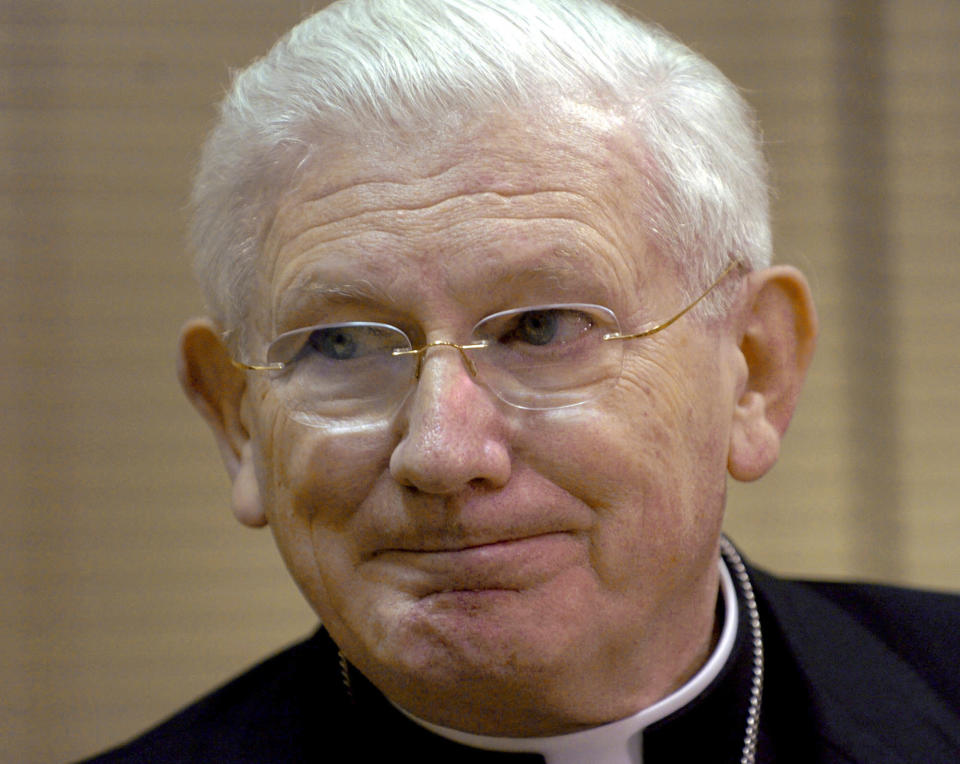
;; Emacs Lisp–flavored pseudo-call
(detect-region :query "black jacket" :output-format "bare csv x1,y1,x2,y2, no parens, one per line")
83,561,960,763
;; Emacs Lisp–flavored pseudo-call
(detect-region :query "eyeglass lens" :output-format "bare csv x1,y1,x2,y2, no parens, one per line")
263,305,625,423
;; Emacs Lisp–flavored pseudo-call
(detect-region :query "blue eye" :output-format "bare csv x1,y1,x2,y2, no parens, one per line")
513,310,559,346
275,323,412,367
308,327,359,360
498,308,594,350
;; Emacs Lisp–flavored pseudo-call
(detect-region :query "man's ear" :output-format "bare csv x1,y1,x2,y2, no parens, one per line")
728,266,818,482
177,318,267,527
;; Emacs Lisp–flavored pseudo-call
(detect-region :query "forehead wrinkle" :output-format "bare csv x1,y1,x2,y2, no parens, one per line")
262,145,648,318
282,145,466,218
265,104,640,253
274,186,594,242
266,207,643,325
267,148,481,250
270,187,629,274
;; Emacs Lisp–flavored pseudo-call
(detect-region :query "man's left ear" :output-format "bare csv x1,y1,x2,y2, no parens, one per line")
728,266,818,482
177,317,268,527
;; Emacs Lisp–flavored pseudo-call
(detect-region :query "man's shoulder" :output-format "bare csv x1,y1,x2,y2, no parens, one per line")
754,568,960,703
78,628,343,763
802,577,960,700
749,565,960,763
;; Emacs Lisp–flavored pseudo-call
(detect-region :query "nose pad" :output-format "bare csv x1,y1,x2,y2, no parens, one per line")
389,344,511,493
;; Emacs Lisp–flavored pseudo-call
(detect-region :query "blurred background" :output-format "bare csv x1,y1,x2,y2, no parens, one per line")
2,1,957,760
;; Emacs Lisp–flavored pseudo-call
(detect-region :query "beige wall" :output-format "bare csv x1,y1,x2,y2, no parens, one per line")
2,2,957,761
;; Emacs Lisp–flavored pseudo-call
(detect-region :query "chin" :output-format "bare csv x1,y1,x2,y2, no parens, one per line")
367,587,584,690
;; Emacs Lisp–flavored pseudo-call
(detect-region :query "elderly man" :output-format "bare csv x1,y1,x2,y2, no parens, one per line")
88,0,960,762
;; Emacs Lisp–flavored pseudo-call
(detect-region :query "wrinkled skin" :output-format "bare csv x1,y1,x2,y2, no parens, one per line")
180,107,816,736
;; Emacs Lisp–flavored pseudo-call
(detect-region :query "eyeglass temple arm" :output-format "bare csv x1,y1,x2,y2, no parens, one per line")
220,325,285,371
605,259,742,342
231,359,285,372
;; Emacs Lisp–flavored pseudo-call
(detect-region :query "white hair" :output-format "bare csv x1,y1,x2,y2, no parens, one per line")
191,0,770,339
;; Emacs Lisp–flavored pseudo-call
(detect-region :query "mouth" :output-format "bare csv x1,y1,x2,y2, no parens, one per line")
375,530,565,554
369,532,582,594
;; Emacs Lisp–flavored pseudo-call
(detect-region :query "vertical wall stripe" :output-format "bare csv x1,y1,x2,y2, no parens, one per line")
835,4,902,578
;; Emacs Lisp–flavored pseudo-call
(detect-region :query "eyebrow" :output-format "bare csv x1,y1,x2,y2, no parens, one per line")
271,245,630,326
506,247,628,302
291,280,387,301
525,253,602,285
272,276,400,327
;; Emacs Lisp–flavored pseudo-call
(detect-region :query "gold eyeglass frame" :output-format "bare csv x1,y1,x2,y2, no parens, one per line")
232,259,743,382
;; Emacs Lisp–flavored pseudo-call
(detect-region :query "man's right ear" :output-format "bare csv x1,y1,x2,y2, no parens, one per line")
177,318,267,528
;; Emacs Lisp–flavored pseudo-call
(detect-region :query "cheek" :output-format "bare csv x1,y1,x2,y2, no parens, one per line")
266,418,394,526
250,408,397,600
523,345,729,580
529,358,698,507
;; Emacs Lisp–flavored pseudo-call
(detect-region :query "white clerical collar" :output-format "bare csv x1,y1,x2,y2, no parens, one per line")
394,556,738,764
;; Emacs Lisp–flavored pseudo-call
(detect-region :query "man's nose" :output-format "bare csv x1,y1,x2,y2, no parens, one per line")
389,345,511,494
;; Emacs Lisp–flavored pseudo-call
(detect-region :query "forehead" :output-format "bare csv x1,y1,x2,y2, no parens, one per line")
257,107,664,327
